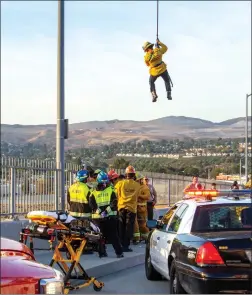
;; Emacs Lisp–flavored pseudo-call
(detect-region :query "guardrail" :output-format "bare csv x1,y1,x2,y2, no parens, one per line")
1,157,231,218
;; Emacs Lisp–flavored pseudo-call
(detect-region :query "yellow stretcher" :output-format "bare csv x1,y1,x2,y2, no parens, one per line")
19,211,104,294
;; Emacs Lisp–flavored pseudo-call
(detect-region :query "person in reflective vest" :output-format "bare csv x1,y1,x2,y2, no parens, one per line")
89,171,124,258
133,173,150,244
67,170,92,219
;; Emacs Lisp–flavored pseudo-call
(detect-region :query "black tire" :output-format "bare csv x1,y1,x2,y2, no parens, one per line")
145,246,162,281
93,284,102,292
170,260,186,294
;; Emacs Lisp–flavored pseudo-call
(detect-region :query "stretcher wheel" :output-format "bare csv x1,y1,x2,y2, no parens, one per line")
93,284,102,292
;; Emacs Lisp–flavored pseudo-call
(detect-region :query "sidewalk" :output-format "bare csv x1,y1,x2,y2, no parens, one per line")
35,243,145,278
1,219,145,278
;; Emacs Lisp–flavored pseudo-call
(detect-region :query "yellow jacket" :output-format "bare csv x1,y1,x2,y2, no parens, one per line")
245,180,251,188
144,41,168,77
138,184,150,205
117,179,141,213
114,179,122,197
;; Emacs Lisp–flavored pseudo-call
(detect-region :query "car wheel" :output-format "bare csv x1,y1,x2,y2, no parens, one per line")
170,260,186,294
145,247,162,281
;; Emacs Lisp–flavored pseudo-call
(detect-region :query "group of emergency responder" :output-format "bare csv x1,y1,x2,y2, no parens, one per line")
67,165,157,258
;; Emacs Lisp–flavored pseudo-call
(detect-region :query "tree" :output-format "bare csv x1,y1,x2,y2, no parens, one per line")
113,158,130,169
184,167,199,177
210,167,223,179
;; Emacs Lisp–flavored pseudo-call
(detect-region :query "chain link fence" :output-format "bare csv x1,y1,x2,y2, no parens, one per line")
1,157,231,217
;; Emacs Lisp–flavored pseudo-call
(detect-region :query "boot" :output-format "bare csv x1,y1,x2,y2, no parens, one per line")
98,239,107,257
167,91,172,100
122,247,133,252
99,252,108,258
151,91,158,102
116,253,124,258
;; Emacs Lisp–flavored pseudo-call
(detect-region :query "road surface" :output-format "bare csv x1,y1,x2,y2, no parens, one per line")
73,264,169,294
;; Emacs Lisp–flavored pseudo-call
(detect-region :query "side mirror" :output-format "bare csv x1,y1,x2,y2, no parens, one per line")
147,219,158,229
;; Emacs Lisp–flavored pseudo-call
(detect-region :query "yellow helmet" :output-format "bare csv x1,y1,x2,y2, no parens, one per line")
135,172,144,181
142,41,154,51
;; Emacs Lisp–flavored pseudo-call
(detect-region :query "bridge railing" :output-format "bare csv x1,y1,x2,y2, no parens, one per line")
0,157,80,218
1,157,231,217
115,169,231,206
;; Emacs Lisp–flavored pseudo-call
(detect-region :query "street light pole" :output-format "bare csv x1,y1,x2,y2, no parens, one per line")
245,93,251,183
56,0,65,211
239,158,242,185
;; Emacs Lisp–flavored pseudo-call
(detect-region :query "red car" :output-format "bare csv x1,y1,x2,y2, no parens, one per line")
0,237,64,294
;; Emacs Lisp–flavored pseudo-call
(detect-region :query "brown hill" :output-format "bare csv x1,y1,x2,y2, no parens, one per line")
1,116,251,149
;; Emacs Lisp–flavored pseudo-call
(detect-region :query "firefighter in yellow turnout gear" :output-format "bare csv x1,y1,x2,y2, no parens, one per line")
133,173,150,244
245,178,251,188
143,39,172,102
89,171,124,258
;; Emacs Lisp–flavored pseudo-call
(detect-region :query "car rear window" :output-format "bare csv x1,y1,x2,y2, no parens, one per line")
192,203,252,232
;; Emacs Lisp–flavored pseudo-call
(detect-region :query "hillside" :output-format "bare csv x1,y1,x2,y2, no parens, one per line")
1,116,251,149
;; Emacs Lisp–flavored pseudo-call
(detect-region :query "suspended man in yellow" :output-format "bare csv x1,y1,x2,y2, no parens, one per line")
133,173,150,244
143,39,172,102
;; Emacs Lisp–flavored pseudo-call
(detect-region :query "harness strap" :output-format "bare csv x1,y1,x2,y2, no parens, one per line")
152,61,163,68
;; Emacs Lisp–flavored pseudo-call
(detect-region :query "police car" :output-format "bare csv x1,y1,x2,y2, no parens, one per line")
153,206,170,221
145,189,252,294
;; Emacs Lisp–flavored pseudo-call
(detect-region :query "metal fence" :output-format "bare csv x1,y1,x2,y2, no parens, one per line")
1,157,231,218
0,157,81,218
115,169,231,206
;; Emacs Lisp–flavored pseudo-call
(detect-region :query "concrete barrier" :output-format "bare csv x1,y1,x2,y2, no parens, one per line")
1,219,49,248
1,219,29,240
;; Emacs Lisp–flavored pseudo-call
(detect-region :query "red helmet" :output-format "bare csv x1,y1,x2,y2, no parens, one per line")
108,170,119,180
108,170,115,177
125,165,136,174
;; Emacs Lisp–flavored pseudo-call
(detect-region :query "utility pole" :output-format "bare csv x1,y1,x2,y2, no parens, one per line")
239,158,242,185
56,0,66,211
245,93,251,183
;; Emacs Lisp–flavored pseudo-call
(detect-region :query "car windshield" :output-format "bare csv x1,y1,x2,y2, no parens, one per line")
192,203,252,232
153,208,168,219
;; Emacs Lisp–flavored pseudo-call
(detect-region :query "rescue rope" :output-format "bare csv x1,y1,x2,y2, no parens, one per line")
156,0,160,48
155,0,174,88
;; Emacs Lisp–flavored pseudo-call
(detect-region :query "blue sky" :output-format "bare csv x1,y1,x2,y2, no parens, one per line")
1,1,251,125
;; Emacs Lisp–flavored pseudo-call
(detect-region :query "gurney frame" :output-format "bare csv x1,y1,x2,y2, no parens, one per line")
19,219,104,294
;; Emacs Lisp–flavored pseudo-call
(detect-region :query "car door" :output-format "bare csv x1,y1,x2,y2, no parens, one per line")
150,204,180,275
157,203,188,278
165,203,190,279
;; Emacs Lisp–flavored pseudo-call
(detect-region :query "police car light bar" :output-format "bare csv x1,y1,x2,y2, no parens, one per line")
184,189,252,198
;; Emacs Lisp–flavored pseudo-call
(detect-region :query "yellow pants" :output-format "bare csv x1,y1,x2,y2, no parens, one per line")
133,206,149,242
